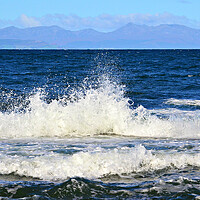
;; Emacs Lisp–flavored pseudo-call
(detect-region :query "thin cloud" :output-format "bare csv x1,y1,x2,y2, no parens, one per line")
178,0,191,4
20,14,41,27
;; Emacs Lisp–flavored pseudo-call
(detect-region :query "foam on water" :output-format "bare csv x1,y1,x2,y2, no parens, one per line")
0,145,199,181
165,98,200,106
0,76,199,139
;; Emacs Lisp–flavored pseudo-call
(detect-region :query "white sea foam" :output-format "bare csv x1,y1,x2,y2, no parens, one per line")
0,77,200,139
165,98,200,106
0,145,199,181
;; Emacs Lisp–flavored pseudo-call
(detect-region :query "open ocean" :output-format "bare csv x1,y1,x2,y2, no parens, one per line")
0,49,200,199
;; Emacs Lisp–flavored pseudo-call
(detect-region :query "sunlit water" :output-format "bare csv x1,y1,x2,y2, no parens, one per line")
0,49,200,199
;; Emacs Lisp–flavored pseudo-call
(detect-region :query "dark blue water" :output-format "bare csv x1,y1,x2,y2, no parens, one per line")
0,49,200,199
1,50,200,109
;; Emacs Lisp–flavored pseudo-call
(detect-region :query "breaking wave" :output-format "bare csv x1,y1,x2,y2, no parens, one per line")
0,145,200,181
0,76,200,139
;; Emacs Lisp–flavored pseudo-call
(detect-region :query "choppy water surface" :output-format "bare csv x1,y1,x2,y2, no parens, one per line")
0,49,200,199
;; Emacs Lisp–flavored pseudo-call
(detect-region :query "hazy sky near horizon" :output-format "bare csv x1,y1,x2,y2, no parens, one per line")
0,0,200,31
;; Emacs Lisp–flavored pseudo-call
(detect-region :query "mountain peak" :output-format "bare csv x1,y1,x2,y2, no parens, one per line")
2,26,20,31
26,25,66,31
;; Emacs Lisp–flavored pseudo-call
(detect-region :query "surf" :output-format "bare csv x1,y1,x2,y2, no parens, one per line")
0,75,199,139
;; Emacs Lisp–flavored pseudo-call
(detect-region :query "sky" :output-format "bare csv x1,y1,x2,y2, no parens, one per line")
0,0,200,31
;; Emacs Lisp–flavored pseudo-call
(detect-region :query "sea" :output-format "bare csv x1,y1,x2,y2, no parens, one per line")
0,49,200,199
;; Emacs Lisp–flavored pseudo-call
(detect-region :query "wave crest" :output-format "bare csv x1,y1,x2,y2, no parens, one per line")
0,77,200,139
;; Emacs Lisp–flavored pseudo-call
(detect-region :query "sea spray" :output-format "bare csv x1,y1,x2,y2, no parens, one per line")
0,49,200,199
0,76,200,139
0,76,132,138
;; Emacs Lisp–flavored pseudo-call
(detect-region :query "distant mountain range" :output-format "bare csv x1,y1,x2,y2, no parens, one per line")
0,23,200,49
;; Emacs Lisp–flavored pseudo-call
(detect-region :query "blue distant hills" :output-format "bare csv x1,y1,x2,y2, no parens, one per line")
0,23,200,49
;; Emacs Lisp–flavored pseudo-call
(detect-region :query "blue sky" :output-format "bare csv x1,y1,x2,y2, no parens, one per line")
0,0,200,31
